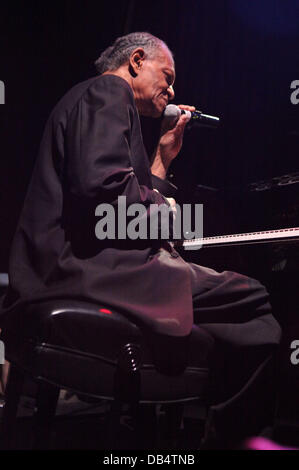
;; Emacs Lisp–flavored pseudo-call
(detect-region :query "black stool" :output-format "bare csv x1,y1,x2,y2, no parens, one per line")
0,299,214,449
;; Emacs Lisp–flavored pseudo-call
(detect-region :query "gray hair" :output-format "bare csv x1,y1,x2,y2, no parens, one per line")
94,32,172,74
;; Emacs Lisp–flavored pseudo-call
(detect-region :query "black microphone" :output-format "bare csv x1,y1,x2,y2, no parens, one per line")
163,104,220,128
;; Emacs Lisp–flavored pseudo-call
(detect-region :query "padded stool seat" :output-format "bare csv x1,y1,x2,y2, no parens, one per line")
0,299,214,448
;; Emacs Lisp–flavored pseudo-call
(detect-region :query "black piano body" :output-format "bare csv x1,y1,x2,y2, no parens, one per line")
179,172,299,446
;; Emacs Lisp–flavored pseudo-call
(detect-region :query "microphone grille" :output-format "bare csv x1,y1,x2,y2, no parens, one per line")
163,104,180,121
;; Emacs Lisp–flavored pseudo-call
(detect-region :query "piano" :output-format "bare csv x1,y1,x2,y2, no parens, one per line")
179,171,299,280
179,171,299,446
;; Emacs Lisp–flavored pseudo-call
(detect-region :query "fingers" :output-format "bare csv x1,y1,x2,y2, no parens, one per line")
175,112,190,130
165,197,177,217
177,104,196,112
160,105,191,142
161,112,189,137
166,197,176,208
161,117,177,133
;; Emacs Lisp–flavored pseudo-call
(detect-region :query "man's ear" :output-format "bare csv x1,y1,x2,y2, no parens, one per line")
129,48,146,77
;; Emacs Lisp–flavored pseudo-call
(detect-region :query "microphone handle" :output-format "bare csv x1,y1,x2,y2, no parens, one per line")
181,109,220,128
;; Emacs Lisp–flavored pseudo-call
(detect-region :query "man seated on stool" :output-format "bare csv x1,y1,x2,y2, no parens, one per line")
0,32,281,448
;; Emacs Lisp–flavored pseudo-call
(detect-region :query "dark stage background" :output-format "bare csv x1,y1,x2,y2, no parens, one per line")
1,0,299,446
0,0,299,271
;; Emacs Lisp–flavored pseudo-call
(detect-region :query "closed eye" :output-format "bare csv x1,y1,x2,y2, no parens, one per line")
164,71,174,86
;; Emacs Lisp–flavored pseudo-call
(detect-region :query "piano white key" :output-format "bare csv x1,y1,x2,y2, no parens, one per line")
183,227,299,250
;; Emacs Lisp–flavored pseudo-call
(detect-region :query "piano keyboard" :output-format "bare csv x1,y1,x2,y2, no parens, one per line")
182,227,299,250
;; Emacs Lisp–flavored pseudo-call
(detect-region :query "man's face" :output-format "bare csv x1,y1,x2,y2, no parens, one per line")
132,46,175,118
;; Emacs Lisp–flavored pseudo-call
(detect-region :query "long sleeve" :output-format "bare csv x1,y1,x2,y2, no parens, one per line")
63,75,174,241
65,76,166,206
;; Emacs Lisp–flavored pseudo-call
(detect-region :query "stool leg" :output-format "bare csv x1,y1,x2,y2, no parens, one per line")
106,399,123,449
33,381,60,449
0,364,25,449
133,403,157,449
160,403,184,448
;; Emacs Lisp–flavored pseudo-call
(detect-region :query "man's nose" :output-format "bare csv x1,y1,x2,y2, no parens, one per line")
167,85,175,100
